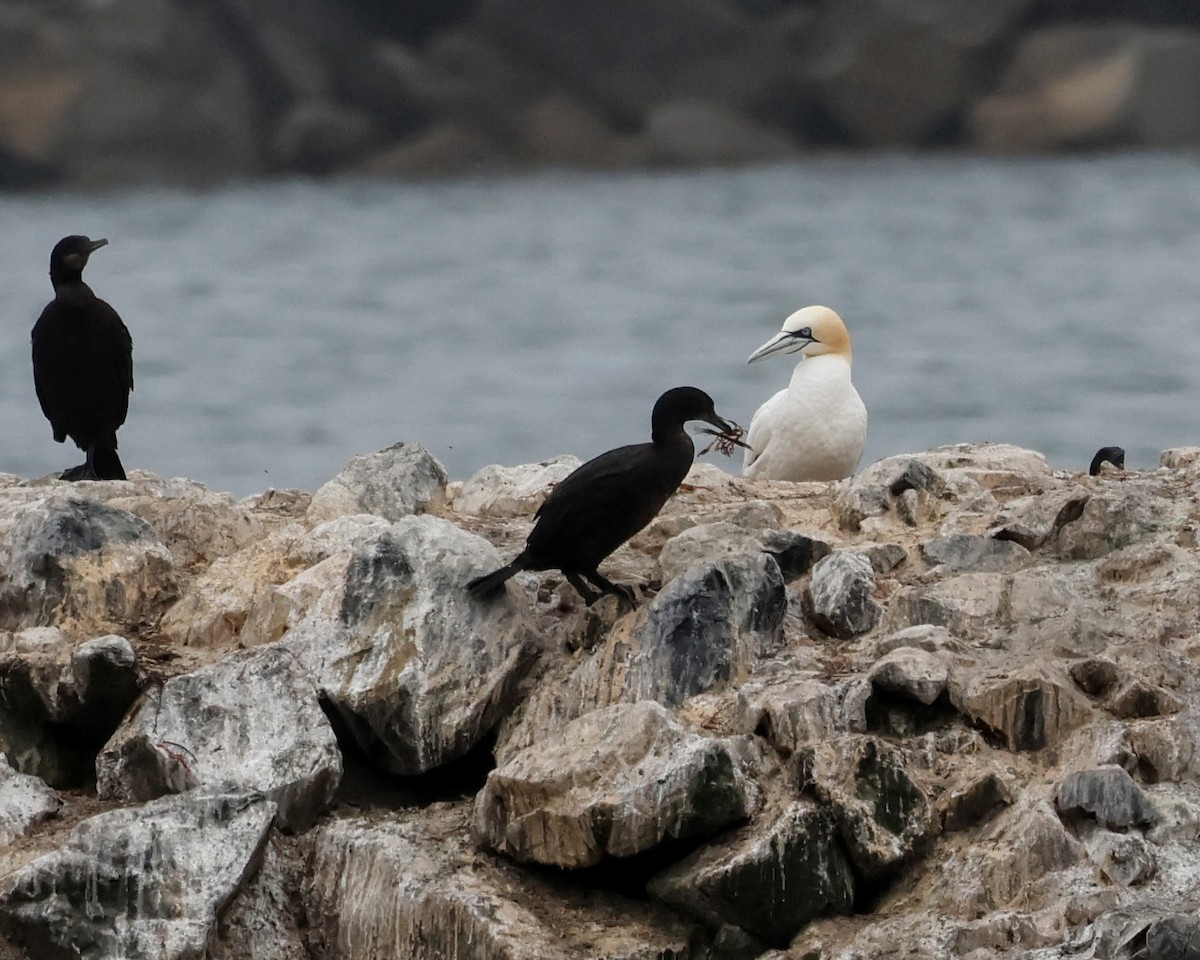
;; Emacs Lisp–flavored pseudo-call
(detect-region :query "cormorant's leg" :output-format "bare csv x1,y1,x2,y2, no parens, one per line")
564,572,605,606
583,570,637,607
62,445,99,482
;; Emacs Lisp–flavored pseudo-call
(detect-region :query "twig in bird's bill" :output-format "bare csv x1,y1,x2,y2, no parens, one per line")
698,422,750,457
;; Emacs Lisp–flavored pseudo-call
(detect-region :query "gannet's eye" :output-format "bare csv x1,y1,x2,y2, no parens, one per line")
795,326,812,339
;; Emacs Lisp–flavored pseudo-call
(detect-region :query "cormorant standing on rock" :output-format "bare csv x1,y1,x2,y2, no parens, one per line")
1089,446,1125,476
32,236,133,481
467,386,740,606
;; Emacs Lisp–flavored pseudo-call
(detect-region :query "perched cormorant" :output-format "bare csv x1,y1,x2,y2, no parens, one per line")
743,304,867,482
32,235,133,481
1089,446,1125,476
467,386,739,606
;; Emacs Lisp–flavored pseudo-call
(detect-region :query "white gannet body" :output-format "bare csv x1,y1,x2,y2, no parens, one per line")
743,305,867,482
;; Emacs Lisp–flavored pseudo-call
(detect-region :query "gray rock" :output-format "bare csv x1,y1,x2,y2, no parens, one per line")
0,495,177,636
281,515,539,774
474,701,757,868
660,521,830,584
1108,680,1183,720
940,772,1013,832
1087,831,1157,887
1056,766,1160,830
835,455,948,532
869,647,949,706
307,442,448,524
1147,915,1200,960
949,664,1092,752
0,754,59,846
307,802,699,959
858,542,908,574
270,99,379,174
0,792,276,959
1054,492,1149,560
643,99,798,166
921,534,1031,572
452,456,580,518
809,552,880,639
971,26,1200,151
0,629,139,787
737,672,870,752
801,737,934,876
647,801,854,946
989,487,1089,551
517,94,633,168
1,0,261,186
97,646,341,832
1069,657,1123,698
1160,448,1200,470
809,0,1033,145
657,522,765,584
498,553,785,758
476,0,807,127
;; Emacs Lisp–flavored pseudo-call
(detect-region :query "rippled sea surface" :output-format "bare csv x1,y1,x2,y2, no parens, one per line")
2,153,1199,496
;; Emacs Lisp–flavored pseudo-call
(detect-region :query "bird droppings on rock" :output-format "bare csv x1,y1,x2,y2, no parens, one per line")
0,440,1199,957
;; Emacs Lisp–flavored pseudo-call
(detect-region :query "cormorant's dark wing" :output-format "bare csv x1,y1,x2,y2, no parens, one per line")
31,304,72,442
529,442,688,569
94,298,134,428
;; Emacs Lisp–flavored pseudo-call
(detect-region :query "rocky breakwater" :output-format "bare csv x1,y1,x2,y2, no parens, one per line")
2,440,1200,958
4,0,1200,187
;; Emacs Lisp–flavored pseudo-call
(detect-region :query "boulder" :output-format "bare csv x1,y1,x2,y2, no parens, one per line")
1146,915,1200,960
921,534,1031,572
1055,766,1160,829
475,0,808,127
970,26,1200,151
0,495,177,637
809,552,880,639
451,456,580,518
0,0,260,185
643,99,798,166
949,663,1093,751
647,801,855,946
869,646,949,706
280,515,539,774
0,792,276,959
97,645,341,832
737,671,870,752
939,771,1014,832
801,737,935,876
307,442,448,523
499,553,785,757
658,521,830,584
0,629,139,786
808,0,1035,145
307,802,699,959
474,701,757,869
0,755,59,846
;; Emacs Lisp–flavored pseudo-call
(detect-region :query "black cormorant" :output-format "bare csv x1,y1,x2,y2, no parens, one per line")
1089,446,1125,476
467,386,740,606
31,235,133,481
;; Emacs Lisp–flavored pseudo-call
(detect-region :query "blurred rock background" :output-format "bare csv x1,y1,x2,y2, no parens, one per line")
3,0,1200,189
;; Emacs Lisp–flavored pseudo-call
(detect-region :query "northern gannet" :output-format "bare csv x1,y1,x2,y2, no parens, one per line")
742,305,867,482
467,387,740,606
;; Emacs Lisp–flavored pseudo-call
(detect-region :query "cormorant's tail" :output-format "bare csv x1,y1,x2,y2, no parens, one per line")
93,445,127,481
467,556,529,599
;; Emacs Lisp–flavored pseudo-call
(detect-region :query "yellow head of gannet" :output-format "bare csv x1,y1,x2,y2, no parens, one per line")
746,304,852,365
743,305,867,482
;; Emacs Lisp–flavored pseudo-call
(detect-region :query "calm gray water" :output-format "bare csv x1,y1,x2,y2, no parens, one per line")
3,154,1199,497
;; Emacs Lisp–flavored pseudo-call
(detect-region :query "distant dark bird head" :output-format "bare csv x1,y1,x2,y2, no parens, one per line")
49,235,108,284
1089,446,1125,476
652,386,736,440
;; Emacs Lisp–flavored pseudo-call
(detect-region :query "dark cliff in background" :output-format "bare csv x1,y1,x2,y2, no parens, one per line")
3,0,1200,189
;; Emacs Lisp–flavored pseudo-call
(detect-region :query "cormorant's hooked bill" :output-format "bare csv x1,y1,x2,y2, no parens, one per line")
467,386,737,607
32,235,134,482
